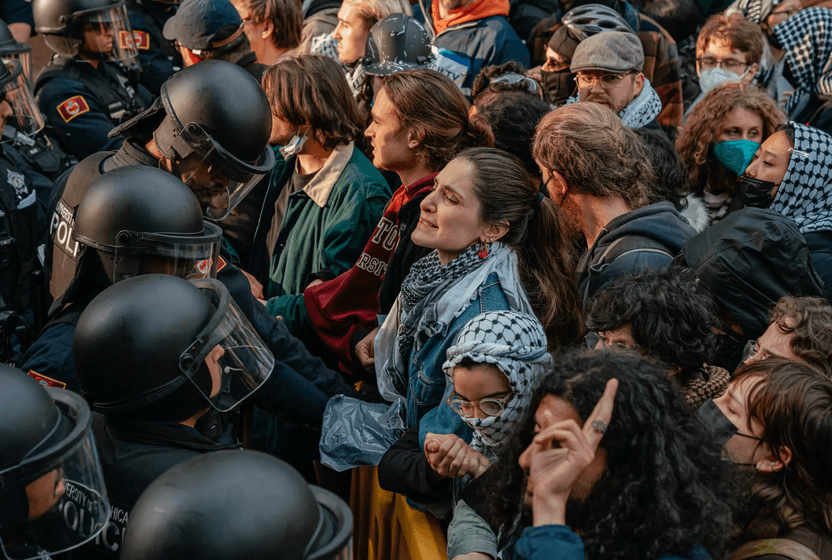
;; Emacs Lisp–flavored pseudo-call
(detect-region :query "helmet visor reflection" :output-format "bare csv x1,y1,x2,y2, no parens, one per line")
0,61,45,139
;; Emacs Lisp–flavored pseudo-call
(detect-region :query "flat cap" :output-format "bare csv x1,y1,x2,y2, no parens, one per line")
570,31,644,73
163,0,242,51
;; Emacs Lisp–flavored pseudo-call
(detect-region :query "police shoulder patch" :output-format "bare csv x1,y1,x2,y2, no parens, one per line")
28,370,67,389
132,30,151,50
57,95,91,123
217,255,228,273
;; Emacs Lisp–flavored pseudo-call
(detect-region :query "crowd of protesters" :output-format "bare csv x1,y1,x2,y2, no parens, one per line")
2,0,832,557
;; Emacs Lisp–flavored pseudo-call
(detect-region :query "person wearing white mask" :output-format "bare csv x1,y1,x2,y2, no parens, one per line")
685,13,765,117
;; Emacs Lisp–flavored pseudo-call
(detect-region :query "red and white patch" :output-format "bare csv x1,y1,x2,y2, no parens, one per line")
28,370,67,389
56,95,90,123
132,30,151,50
196,259,211,276
118,29,136,50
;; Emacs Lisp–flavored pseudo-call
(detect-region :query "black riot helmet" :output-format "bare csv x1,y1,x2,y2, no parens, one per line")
0,18,33,84
0,366,110,560
73,275,274,422
363,14,432,76
32,0,139,61
71,165,222,284
110,60,275,220
561,4,635,39
121,451,353,560
1,59,47,139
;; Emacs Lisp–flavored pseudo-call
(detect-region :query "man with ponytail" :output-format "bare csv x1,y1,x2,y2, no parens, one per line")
533,102,697,309
274,69,493,377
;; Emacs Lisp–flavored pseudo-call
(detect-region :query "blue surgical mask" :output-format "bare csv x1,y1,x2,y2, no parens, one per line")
699,66,749,95
713,139,760,176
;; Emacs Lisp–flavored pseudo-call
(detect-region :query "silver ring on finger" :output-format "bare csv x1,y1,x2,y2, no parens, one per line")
591,419,608,434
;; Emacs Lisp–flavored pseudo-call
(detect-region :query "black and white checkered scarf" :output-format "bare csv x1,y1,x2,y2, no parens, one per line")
772,122,832,234
726,0,780,23
443,311,551,452
774,8,832,116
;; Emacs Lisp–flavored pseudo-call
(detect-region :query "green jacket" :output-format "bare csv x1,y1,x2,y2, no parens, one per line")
252,142,390,325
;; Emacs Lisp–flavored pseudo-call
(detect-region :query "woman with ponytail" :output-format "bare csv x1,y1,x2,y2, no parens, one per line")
272,69,493,379
363,148,581,514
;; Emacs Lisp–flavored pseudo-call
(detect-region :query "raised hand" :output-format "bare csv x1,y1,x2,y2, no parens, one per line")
424,432,491,479
520,378,618,526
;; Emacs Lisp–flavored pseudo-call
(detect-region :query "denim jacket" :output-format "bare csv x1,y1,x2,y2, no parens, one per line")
407,272,510,439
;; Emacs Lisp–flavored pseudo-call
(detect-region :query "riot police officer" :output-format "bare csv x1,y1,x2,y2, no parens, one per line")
1,59,53,363
22,165,223,391
126,0,182,95
32,0,152,161
2,18,77,181
71,273,274,558
0,364,110,560
47,60,274,303
121,451,353,560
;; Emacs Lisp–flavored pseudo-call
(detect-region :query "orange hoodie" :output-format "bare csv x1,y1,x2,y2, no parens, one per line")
431,0,510,36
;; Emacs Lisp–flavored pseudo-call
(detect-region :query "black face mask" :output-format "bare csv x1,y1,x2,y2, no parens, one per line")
697,399,739,448
541,69,574,106
737,175,777,208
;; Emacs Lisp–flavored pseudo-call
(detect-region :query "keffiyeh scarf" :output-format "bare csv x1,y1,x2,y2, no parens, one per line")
774,8,832,116
443,311,552,452
725,0,781,23
772,122,832,234
566,78,663,129
384,244,490,397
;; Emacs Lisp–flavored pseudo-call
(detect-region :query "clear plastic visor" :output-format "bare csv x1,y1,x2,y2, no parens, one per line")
77,5,139,63
167,123,275,221
0,392,110,560
74,222,222,282
0,61,45,140
180,278,274,412
0,49,32,86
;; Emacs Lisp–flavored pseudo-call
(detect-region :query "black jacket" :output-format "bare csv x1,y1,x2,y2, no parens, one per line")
83,414,240,558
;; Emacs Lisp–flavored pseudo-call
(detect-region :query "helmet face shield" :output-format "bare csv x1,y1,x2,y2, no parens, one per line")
0,390,109,560
0,61,45,140
74,222,223,282
0,49,33,86
180,278,274,412
76,4,139,63
165,122,275,220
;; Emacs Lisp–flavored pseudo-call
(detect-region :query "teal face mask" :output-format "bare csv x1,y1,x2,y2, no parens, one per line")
713,139,760,177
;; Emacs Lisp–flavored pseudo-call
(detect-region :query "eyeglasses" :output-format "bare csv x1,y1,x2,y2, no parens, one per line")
696,58,748,73
575,71,634,90
447,392,513,418
584,331,639,351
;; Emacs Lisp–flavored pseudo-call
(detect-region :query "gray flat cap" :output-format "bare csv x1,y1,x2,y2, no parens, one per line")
570,31,644,73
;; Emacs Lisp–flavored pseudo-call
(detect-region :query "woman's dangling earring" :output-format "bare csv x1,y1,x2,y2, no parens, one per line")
478,239,489,259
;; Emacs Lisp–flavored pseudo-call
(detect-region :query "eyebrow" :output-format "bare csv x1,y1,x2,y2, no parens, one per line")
454,389,510,400
761,149,779,160
444,185,463,199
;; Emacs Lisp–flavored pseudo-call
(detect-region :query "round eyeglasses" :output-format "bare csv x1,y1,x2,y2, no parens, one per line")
447,392,513,418
575,71,634,90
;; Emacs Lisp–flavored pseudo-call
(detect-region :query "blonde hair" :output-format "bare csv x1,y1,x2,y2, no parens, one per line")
345,0,412,24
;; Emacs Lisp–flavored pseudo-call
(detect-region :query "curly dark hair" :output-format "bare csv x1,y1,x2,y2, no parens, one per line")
676,82,784,198
734,358,832,535
584,267,722,386
487,349,735,560
478,91,553,178
769,296,832,375
635,127,688,211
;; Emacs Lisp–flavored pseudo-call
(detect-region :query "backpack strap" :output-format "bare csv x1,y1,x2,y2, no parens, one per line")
726,539,822,560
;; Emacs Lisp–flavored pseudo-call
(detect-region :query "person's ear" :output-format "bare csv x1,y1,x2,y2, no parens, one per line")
755,446,792,472
261,19,274,40
743,63,759,84
547,170,569,202
483,221,509,243
406,127,422,150
633,72,645,96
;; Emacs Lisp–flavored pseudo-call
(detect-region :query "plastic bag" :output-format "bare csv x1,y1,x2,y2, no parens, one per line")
319,395,406,472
